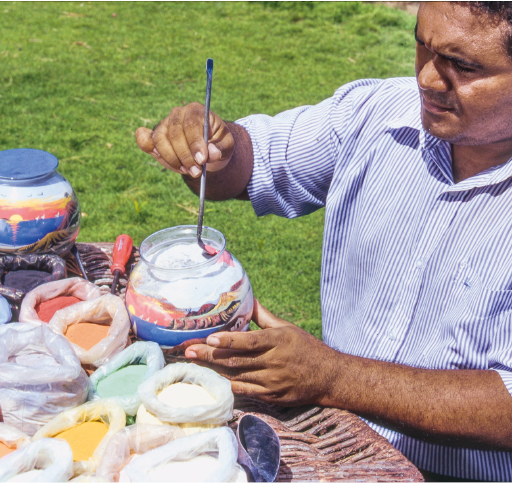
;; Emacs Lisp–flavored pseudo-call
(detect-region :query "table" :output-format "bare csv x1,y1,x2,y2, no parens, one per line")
69,242,424,482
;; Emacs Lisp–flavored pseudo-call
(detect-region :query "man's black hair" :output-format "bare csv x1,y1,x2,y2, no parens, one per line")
469,2,512,57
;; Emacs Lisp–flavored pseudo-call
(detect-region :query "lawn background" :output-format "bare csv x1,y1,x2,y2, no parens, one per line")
0,2,416,338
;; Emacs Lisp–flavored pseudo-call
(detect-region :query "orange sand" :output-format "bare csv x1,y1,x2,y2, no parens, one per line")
0,442,14,459
65,323,111,351
55,421,108,461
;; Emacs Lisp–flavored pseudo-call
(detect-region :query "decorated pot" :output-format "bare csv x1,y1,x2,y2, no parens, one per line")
0,149,80,255
126,225,253,347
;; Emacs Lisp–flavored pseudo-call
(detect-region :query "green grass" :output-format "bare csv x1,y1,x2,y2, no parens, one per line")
0,2,416,338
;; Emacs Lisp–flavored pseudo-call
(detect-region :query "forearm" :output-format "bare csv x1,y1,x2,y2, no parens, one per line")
321,350,512,450
182,123,254,201
187,301,512,451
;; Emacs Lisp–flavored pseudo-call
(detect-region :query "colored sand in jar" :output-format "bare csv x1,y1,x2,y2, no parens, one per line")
36,295,82,323
6,470,43,482
0,442,15,459
150,241,213,269
65,322,111,351
55,421,108,461
97,364,148,398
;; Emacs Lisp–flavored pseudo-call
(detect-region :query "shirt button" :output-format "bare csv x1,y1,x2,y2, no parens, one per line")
387,329,397,341
415,259,423,268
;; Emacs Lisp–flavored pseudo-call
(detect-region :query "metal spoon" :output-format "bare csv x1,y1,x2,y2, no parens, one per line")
196,58,218,257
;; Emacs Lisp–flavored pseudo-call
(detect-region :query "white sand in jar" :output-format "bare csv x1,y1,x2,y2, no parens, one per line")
120,455,247,482
139,242,245,310
136,383,219,435
6,470,43,482
151,242,213,269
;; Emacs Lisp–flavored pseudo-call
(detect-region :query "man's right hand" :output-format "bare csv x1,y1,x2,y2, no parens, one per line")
135,102,235,178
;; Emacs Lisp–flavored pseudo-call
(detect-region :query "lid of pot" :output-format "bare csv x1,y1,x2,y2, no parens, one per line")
0,149,59,180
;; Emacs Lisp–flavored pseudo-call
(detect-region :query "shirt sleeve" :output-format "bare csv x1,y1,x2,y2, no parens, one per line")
489,313,512,397
235,78,381,218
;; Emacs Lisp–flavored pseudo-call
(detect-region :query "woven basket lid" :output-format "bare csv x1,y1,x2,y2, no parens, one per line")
0,149,59,180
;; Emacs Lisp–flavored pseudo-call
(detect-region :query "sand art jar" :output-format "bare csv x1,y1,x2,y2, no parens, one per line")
126,226,253,347
0,149,81,256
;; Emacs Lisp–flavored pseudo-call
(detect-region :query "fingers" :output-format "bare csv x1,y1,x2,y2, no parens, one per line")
185,343,269,368
206,114,234,171
171,103,205,176
204,329,276,352
182,104,210,167
135,127,155,153
251,298,292,330
136,103,233,177
136,125,178,172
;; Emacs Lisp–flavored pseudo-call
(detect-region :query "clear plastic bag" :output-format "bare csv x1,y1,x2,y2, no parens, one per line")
0,324,89,436
88,342,165,416
0,423,30,453
0,438,73,482
19,278,102,325
95,425,184,482
48,294,131,367
0,295,12,325
123,427,239,483
137,363,234,427
32,400,126,478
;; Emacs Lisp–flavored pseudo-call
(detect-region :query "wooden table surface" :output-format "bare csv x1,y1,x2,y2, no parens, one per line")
68,242,424,482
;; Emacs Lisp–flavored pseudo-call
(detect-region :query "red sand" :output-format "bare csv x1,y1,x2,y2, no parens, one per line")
36,296,82,323
65,322,111,351
0,442,15,459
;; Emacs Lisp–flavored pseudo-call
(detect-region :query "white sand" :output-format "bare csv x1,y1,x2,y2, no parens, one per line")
136,383,219,435
152,242,212,269
121,455,247,482
6,470,44,482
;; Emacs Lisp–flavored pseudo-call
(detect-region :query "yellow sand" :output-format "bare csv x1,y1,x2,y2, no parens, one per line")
0,442,15,459
55,421,108,461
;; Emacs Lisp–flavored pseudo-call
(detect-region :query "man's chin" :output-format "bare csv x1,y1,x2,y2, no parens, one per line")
420,108,461,142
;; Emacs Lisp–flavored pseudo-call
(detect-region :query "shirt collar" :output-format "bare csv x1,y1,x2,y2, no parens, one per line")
443,156,512,193
385,106,442,152
386,107,512,192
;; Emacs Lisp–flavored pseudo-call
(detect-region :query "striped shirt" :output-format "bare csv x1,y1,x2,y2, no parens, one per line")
235,77,512,481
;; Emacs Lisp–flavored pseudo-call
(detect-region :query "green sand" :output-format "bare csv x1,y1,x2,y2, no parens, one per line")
97,364,148,398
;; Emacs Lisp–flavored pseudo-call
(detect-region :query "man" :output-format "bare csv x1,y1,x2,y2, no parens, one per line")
136,2,512,480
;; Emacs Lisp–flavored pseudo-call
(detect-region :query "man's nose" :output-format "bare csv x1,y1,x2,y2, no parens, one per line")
417,54,450,92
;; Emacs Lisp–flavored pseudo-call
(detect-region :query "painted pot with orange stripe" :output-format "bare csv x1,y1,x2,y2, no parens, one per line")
0,149,80,255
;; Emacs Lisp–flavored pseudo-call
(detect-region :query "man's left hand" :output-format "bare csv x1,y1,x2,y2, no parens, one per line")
184,298,340,406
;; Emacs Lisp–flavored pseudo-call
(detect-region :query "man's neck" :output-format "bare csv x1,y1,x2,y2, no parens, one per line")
451,142,512,183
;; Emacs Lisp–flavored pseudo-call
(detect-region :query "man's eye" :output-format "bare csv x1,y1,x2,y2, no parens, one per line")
453,62,474,74
414,33,425,46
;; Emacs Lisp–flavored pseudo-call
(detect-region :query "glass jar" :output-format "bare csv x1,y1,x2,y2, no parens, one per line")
126,225,253,347
0,149,81,255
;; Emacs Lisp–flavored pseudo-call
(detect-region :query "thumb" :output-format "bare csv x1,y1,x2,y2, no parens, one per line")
135,127,155,154
251,298,292,330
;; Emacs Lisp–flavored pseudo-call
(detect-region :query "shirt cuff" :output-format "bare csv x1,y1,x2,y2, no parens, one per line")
234,115,276,218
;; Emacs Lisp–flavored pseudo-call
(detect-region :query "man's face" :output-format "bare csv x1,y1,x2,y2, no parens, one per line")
415,2,512,147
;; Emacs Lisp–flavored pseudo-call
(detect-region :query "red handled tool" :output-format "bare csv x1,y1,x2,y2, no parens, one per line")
110,234,133,295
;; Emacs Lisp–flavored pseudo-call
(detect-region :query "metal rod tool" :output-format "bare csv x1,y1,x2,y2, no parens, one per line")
197,58,213,253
